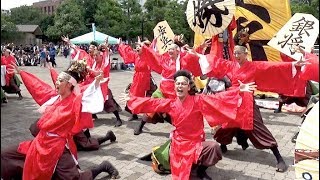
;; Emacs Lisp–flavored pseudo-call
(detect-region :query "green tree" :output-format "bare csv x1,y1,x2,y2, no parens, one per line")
94,0,126,38
119,0,143,41
46,0,87,41
291,0,319,19
10,6,44,25
76,0,99,24
39,15,55,41
1,13,20,43
143,0,168,40
164,0,193,44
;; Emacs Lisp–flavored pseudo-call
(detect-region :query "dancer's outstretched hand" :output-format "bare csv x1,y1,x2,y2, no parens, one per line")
104,36,109,46
238,80,257,92
94,72,108,87
61,35,70,44
200,39,211,49
293,56,311,67
119,93,130,103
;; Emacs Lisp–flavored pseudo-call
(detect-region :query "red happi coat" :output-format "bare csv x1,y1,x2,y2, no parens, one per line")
70,46,93,67
17,70,95,180
118,44,151,97
2,55,16,86
204,54,303,130
128,88,241,180
79,50,110,100
140,45,201,99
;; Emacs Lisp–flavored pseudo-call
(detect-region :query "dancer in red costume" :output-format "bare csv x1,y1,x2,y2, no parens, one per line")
62,36,123,127
125,70,256,180
191,45,310,172
1,61,119,179
118,37,156,121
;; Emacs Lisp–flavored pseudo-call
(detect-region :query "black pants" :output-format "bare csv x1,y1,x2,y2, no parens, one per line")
50,56,57,67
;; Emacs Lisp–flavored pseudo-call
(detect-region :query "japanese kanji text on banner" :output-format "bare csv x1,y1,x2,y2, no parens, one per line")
153,21,175,55
268,13,319,61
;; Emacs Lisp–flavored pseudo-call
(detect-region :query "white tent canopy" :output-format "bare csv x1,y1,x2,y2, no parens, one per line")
70,31,119,45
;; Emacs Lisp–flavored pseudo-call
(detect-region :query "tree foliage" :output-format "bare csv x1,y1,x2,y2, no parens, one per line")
142,0,168,40
39,15,55,39
291,0,319,19
164,0,193,44
94,0,126,38
10,6,44,25
46,0,87,41
119,0,143,41
1,13,19,42
76,0,99,24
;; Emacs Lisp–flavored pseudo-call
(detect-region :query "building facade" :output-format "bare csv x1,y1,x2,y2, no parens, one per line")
14,25,43,46
32,0,64,15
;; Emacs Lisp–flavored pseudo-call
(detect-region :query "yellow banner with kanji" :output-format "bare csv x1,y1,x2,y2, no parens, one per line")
194,0,292,62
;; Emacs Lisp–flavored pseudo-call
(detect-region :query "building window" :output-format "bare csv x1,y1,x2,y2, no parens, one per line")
44,7,46,13
48,6,51,13
52,6,54,13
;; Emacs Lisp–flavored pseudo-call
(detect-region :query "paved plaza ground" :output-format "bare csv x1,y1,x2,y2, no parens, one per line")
1,55,302,179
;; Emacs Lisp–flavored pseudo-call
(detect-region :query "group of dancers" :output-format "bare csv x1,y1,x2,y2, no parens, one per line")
1,24,318,180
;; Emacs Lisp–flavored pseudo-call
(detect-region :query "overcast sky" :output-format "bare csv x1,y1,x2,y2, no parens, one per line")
1,0,41,10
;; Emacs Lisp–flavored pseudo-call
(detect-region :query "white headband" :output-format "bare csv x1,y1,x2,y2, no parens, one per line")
60,72,80,95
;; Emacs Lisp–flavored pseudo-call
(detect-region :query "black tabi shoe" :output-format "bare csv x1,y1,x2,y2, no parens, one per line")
276,160,288,172
274,109,282,113
128,115,139,121
107,130,116,142
241,141,249,150
199,172,212,180
134,128,142,135
2,98,8,103
92,114,98,120
197,165,212,180
220,144,228,153
114,119,122,127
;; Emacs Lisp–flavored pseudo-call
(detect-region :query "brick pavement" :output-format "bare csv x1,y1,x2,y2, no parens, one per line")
1,55,301,179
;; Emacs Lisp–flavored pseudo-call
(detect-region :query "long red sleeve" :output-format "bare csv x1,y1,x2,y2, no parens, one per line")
118,44,138,64
253,61,306,96
20,71,57,106
141,45,163,74
180,53,202,77
49,68,59,85
127,96,172,114
199,87,240,127
300,52,319,82
205,53,236,79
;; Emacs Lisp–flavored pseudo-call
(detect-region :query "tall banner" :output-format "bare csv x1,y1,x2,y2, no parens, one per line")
235,0,292,62
153,21,175,55
268,13,319,61
194,0,292,62
92,23,96,41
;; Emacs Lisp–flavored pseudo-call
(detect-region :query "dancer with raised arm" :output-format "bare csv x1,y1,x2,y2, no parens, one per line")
1,61,119,179
191,44,310,172
118,37,156,121
123,70,256,180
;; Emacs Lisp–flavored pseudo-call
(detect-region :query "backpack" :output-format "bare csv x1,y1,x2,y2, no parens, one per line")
151,140,171,174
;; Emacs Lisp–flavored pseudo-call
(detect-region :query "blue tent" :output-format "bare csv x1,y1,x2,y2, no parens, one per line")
70,31,119,45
